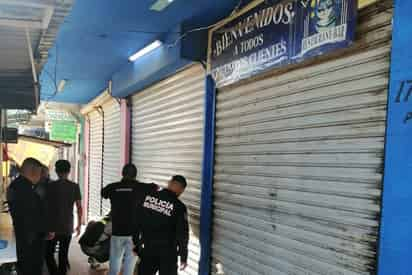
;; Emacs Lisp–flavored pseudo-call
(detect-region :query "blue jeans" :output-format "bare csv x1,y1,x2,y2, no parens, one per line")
109,236,137,275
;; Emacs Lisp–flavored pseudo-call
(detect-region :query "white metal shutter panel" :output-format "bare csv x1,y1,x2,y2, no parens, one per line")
131,65,204,275
88,110,103,220
211,3,392,275
102,100,122,215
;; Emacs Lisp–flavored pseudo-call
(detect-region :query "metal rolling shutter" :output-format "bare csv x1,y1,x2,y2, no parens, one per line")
131,65,204,275
211,3,392,275
88,110,103,220
102,100,122,215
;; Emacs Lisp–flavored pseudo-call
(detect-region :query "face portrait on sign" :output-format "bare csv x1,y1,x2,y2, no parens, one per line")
313,0,338,32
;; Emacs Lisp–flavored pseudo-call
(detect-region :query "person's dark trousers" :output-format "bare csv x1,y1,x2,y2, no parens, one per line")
45,234,72,275
15,235,45,275
138,246,178,275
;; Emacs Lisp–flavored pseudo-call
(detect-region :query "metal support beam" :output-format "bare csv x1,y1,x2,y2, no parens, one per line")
25,28,40,110
25,28,38,84
33,84,40,111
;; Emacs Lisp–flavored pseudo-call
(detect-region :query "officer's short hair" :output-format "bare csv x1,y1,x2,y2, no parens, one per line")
55,160,71,175
171,175,187,189
122,164,137,179
21,158,42,172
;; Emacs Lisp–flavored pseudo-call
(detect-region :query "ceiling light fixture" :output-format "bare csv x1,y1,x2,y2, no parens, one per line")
57,79,66,92
128,40,162,62
150,0,174,12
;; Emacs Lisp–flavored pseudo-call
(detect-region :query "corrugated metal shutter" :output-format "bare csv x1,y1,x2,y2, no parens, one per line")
102,99,122,215
211,3,392,275
88,110,103,220
131,65,204,275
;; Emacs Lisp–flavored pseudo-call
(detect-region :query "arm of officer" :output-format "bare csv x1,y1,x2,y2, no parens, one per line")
132,214,145,256
101,184,111,199
44,183,56,239
74,184,83,236
146,182,160,192
7,186,31,240
75,200,83,236
176,204,189,269
132,230,143,255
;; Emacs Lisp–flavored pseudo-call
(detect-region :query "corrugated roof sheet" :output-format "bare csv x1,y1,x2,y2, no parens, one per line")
0,0,73,110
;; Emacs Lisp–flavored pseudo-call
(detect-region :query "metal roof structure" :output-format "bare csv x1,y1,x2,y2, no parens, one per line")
0,0,73,110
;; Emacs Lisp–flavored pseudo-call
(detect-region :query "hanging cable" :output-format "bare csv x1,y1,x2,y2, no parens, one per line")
167,0,243,48
64,0,244,50
231,0,243,16
43,43,60,101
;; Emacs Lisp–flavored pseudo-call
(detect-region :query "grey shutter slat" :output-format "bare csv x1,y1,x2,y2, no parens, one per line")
211,3,392,275
131,65,205,275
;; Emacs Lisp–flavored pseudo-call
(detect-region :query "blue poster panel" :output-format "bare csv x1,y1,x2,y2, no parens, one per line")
378,0,412,274
208,0,357,88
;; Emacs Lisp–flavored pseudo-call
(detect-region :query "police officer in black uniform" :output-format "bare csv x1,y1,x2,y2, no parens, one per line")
134,175,189,275
7,158,51,275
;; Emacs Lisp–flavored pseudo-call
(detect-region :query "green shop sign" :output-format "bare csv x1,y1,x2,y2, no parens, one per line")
50,120,78,143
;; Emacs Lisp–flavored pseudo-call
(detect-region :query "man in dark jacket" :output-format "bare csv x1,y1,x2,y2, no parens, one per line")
135,175,189,275
102,164,157,275
7,158,47,275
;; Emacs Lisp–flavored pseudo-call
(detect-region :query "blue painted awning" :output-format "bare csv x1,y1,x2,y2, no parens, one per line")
40,0,244,104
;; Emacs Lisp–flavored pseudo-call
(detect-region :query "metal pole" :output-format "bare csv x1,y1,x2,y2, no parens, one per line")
25,28,38,83
25,28,39,109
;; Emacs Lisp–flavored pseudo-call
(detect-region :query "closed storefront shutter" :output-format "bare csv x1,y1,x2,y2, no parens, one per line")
88,110,103,220
131,65,204,275
102,99,122,215
211,3,392,275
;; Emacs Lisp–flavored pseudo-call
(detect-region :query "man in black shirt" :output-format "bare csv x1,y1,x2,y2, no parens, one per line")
45,160,82,275
102,164,157,275
7,158,48,275
135,175,189,275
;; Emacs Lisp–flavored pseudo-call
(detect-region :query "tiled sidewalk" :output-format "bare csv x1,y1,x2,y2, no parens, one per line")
48,239,109,275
